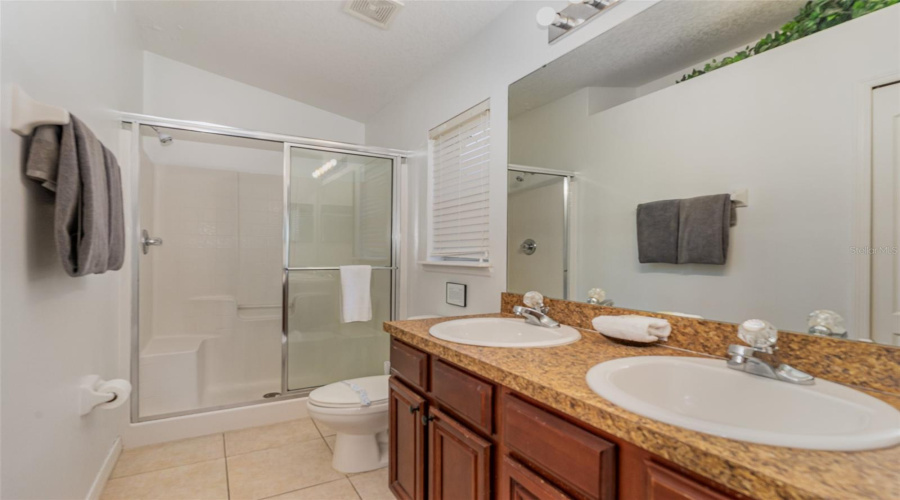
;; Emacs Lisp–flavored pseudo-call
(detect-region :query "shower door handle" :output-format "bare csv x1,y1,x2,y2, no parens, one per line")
141,229,163,255
520,238,537,255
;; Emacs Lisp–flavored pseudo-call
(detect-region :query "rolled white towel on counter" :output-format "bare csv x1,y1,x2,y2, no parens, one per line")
592,315,671,343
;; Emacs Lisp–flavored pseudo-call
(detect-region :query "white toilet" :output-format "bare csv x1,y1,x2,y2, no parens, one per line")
307,374,390,474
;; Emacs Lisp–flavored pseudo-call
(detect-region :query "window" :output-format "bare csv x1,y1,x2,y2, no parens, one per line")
427,100,491,264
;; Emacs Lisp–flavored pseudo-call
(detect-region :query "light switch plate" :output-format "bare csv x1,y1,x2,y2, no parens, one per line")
446,282,467,307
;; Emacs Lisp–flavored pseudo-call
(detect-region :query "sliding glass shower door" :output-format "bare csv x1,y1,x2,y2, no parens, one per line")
285,146,395,391
136,126,284,420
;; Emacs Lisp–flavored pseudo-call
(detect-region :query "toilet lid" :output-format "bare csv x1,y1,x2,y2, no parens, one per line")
309,375,390,408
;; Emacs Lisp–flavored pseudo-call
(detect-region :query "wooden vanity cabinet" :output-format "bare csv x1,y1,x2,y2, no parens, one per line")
499,456,571,500
428,407,492,500
389,377,427,500
642,461,733,500
388,338,743,500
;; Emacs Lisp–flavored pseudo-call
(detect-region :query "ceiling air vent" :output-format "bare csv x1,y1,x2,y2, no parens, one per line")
344,0,404,29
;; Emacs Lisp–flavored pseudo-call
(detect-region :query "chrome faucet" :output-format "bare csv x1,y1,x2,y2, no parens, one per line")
726,319,814,385
513,305,560,328
514,291,560,328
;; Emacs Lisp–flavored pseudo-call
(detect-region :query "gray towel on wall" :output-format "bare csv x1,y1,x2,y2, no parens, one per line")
636,199,679,264
25,116,125,276
25,125,61,191
677,194,734,265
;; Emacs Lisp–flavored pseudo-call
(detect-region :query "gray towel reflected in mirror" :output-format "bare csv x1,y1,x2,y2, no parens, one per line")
636,194,734,265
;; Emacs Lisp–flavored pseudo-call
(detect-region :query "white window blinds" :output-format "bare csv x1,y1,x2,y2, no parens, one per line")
428,100,491,262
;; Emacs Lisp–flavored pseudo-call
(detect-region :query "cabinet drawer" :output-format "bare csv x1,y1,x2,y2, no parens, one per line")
499,456,572,500
430,358,494,434
390,339,428,391
502,394,616,500
645,461,733,500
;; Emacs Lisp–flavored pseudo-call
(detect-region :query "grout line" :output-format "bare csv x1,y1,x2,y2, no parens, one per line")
257,478,356,500
106,457,225,481
223,433,231,500
224,434,326,458
346,476,364,500
313,420,326,439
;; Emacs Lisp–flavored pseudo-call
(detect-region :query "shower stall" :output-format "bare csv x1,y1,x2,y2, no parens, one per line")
507,165,573,300
125,115,404,422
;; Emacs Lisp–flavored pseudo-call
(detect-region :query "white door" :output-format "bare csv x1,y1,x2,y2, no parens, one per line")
871,82,900,346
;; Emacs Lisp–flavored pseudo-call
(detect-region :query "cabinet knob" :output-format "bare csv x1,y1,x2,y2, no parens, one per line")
421,414,436,426
408,405,420,414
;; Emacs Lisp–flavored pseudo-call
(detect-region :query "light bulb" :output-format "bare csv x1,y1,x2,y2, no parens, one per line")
536,7,558,28
312,159,338,179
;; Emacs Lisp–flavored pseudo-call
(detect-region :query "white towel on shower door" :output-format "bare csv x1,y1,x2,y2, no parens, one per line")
340,265,372,323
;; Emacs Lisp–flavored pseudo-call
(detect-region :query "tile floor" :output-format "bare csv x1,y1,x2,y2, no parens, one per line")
102,419,395,500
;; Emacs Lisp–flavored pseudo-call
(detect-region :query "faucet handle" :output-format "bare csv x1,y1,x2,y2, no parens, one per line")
523,291,545,309
737,319,778,349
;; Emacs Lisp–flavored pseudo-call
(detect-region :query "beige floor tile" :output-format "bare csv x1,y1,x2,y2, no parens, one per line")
112,434,224,478
227,439,344,500
313,420,336,437
101,459,228,500
324,435,336,452
349,468,392,500
225,419,321,456
264,478,360,500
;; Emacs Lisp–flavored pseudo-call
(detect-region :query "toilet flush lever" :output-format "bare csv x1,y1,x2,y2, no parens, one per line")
141,229,163,255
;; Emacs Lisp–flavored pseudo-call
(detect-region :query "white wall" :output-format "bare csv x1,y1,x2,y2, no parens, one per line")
365,0,662,317
0,2,143,498
143,52,366,144
509,6,900,333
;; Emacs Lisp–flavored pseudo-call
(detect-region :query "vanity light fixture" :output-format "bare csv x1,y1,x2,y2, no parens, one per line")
536,7,582,30
538,0,623,44
312,159,338,179
572,0,616,9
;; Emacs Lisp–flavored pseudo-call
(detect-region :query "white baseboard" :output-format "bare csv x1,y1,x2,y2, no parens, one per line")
86,436,122,500
123,397,308,449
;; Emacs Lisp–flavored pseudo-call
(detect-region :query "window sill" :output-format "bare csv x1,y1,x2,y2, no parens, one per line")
418,260,492,269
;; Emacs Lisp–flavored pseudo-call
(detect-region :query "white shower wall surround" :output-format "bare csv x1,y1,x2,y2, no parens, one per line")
139,141,283,417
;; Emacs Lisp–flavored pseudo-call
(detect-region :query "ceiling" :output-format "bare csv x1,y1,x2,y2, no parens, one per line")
131,0,514,123
510,0,805,117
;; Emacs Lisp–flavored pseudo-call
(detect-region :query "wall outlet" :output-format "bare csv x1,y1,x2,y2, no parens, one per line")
446,282,467,307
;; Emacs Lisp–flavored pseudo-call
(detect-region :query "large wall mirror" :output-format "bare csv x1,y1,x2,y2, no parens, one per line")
507,0,900,346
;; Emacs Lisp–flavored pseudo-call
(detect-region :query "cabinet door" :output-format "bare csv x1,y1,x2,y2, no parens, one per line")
645,462,733,500
389,378,427,500
428,407,492,500
499,456,572,500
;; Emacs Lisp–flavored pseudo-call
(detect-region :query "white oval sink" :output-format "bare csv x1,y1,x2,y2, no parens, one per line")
429,317,581,348
586,356,900,451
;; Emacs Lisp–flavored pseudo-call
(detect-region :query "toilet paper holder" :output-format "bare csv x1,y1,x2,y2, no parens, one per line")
79,375,131,416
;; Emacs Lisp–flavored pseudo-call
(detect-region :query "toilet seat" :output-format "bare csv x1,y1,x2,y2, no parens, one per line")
309,375,390,409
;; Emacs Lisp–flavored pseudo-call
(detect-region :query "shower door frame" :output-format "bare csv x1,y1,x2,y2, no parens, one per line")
123,113,407,423
281,142,401,395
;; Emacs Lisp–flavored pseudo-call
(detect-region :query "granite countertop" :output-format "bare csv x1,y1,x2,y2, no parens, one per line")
384,314,900,500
